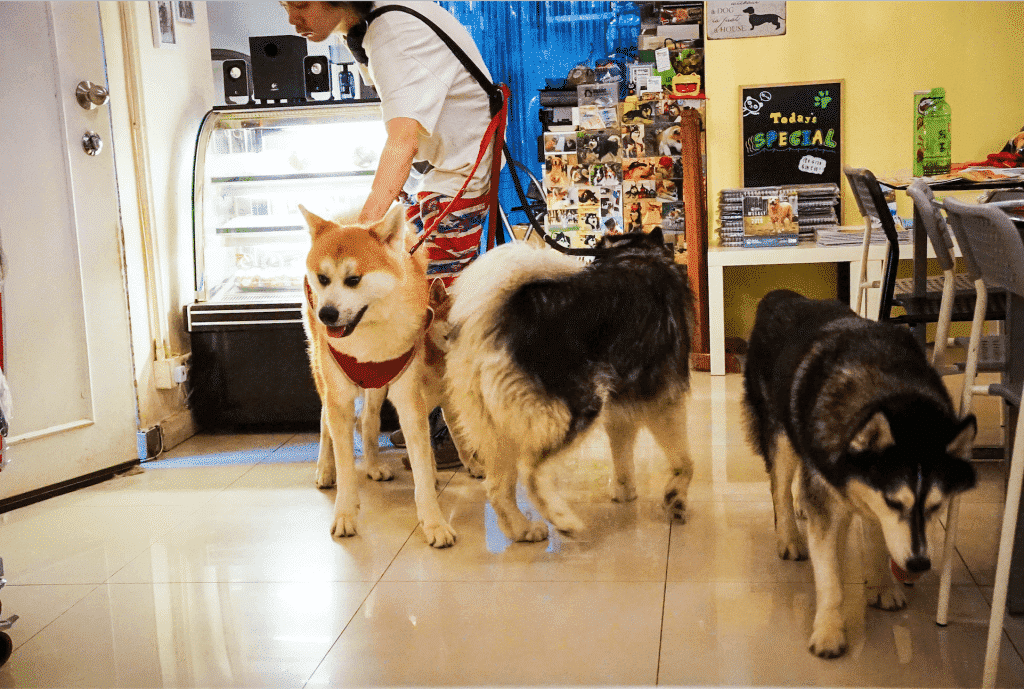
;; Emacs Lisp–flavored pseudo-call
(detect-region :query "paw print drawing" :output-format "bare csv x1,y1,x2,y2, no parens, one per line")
815,90,832,109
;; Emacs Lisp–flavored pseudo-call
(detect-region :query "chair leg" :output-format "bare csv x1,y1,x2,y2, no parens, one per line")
982,412,1024,689
855,217,872,317
936,493,962,626
931,271,955,369
937,282,987,626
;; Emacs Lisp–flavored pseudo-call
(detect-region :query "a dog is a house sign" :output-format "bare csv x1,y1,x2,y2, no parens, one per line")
707,1,786,39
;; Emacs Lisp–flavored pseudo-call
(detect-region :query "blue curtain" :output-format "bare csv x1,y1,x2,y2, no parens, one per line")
438,1,642,225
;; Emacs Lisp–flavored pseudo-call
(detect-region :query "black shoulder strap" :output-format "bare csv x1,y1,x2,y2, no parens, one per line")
355,4,502,116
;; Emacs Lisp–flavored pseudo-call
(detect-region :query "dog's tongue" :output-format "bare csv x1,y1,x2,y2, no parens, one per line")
891,558,922,583
327,323,355,338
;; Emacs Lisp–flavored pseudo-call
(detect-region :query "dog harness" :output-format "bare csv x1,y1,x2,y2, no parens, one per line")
304,277,433,389
345,4,509,255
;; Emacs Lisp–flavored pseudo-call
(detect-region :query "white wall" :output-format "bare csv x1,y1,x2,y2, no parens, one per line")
100,1,216,444
207,0,303,55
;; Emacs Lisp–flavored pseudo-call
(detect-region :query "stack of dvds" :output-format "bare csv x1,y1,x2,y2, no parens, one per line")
792,183,840,242
715,186,799,248
717,189,746,247
716,183,842,247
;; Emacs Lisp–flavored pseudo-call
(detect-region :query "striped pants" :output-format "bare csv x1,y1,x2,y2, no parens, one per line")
404,191,489,288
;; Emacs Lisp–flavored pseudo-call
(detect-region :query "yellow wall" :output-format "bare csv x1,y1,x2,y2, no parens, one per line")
703,1,1024,340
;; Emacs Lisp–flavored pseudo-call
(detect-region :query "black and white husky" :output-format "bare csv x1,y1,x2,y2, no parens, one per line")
445,230,694,542
743,289,977,658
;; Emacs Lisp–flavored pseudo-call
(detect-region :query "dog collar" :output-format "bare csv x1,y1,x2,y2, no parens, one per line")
304,277,432,389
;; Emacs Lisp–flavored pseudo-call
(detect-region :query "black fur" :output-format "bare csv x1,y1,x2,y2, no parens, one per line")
623,102,655,122
585,135,620,163
494,230,692,442
743,289,976,496
743,6,782,29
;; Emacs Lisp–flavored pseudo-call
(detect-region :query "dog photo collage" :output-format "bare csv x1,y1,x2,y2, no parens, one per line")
544,84,689,252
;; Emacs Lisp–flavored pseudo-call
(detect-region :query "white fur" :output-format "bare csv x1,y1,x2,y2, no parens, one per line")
447,241,693,542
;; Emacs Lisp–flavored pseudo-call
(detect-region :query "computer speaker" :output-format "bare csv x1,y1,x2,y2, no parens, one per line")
304,55,331,95
223,59,249,99
249,35,308,102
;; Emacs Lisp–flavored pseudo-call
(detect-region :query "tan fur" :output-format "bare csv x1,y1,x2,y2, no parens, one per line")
767,197,794,232
300,204,475,548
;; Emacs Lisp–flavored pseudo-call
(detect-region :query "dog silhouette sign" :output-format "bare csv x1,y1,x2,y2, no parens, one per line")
707,1,786,39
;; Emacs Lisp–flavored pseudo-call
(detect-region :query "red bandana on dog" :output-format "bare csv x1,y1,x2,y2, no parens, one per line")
304,278,432,389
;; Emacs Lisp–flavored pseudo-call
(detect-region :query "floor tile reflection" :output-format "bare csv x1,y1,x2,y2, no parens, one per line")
0,371,1018,688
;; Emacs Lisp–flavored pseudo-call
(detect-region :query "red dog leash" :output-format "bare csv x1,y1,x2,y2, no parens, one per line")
408,83,510,256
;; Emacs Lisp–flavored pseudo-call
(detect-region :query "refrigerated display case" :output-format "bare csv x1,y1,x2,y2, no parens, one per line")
185,101,386,429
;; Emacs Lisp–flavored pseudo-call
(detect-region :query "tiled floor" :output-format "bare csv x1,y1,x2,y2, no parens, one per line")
0,372,1021,687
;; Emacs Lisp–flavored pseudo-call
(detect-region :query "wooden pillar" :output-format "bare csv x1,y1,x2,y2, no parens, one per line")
678,109,711,370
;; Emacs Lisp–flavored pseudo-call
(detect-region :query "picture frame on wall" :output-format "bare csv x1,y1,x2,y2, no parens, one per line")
151,0,176,48
174,1,196,24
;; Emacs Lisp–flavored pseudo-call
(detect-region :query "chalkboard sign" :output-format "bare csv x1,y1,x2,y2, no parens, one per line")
741,81,842,190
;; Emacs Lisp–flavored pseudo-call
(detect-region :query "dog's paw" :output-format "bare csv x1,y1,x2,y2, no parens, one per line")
512,520,549,543
808,624,847,659
867,585,907,611
465,459,486,479
550,511,585,539
316,464,337,489
423,520,457,548
330,512,358,538
611,478,638,503
777,535,808,561
664,486,688,522
366,464,394,482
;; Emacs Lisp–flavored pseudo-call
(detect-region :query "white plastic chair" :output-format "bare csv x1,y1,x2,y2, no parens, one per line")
843,167,885,318
906,182,1006,374
939,197,1024,689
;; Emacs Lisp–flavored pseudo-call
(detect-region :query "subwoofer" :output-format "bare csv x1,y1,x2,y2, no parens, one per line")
248,35,307,102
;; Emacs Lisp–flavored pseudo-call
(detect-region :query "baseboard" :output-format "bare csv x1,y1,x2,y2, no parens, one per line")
0,459,139,514
158,409,198,453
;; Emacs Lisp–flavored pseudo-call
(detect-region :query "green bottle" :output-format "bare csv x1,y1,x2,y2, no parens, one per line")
922,87,951,176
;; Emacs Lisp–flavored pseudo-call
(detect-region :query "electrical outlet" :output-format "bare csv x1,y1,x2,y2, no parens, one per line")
172,365,188,384
155,354,191,389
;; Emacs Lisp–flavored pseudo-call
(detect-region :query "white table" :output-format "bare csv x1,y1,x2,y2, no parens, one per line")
706,241,891,375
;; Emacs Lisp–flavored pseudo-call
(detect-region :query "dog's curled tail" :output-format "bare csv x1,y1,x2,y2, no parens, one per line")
445,242,581,462
448,242,582,332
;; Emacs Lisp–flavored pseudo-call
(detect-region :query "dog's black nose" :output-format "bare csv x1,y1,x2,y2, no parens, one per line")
905,556,931,574
319,305,339,324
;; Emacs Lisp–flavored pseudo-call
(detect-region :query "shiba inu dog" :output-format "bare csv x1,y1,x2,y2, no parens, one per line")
301,204,474,548
743,289,977,658
445,230,695,542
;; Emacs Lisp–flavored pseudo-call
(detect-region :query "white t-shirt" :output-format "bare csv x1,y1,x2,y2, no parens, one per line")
362,1,496,198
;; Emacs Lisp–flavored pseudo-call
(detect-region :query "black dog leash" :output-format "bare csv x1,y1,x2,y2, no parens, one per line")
345,4,509,251
347,4,602,257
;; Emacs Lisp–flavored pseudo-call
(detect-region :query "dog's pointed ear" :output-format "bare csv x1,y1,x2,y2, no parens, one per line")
368,203,407,250
850,411,895,453
300,205,334,240
947,414,977,460
427,277,447,308
647,227,665,245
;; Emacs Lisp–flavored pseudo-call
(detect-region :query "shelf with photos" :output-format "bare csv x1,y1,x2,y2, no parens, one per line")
542,83,705,256
538,0,706,260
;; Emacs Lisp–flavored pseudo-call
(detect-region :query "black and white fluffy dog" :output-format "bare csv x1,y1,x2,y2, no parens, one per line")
445,230,695,542
744,290,977,658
